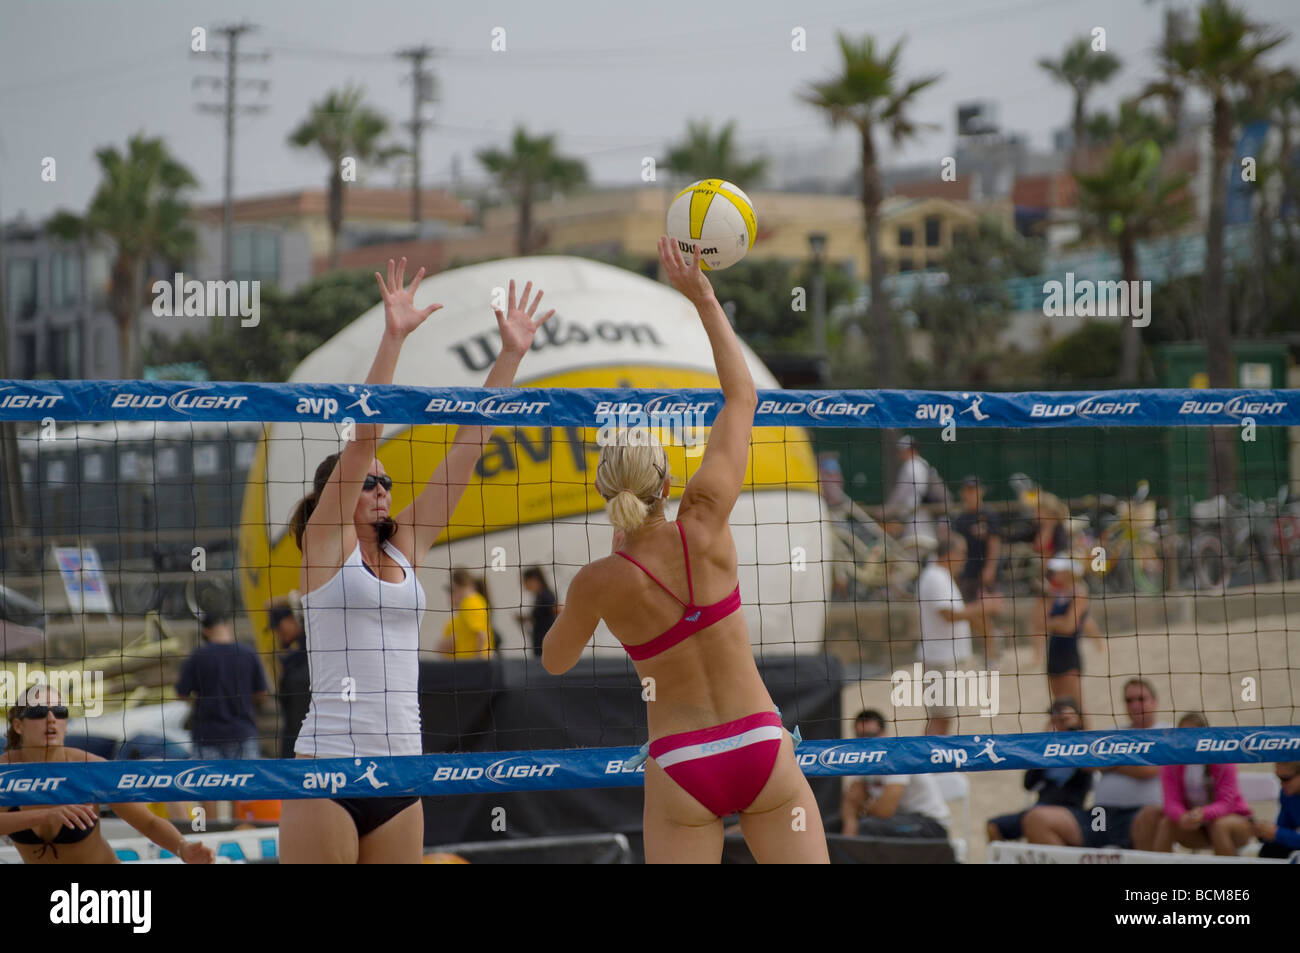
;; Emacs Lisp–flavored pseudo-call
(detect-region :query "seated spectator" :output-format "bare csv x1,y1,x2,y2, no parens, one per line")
987,698,1091,843
841,710,950,840
1022,678,1169,851
1153,712,1254,855
1253,761,1300,858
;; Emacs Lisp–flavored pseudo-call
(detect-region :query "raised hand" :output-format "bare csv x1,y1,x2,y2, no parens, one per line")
374,257,443,339
658,235,714,306
494,279,555,356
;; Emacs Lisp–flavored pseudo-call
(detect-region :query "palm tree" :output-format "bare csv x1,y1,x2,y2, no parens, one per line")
664,120,767,186
801,33,941,387
1160,0,1285,494
1075,136,1192,381
288,85,404,269
47,134,197,379
1038,36,1123,170
477,127,587,256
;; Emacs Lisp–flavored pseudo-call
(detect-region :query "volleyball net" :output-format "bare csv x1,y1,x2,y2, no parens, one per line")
0,379,1298,810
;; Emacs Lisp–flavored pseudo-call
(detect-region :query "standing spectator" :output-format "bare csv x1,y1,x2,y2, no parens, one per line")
175,611,269,821
841,710,950,840
269,599,309,758
884,436,948,544
1153,712,1253,856
1022,678,1170,851
987,699,1092,842
916,533,983,736
1254,761,1300,858
951,475,1004,660
437,568,494,659
520,567,557,657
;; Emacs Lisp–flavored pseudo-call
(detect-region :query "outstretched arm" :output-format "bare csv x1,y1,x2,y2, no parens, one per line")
303,258,442,571
396,280,554,564
661,236,757,532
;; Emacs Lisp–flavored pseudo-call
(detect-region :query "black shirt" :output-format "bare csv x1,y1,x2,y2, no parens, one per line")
952,507,1001,581
278,642,311,758
175,641,268,745
1024,765,1093,809
529,589,557,657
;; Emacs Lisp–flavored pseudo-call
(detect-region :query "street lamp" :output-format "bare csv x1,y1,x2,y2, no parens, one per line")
807,231,828,358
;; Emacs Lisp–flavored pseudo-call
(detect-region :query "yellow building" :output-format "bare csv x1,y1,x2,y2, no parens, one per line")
466,187,1012,277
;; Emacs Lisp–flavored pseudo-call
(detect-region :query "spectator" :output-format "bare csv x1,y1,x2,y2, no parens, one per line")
1254,761,1300,858
437,568,494,659
841,709,950,840
951,476,1004,660
1022,678,1170,851
884,436,949,544
987,699,1092,842
268,598,309,758
917,533,983,736
520,567,557,658
174,610,269,822
1153,712,1253,856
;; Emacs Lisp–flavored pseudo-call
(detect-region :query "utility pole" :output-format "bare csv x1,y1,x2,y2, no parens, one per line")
194,22,269,282
397,46,436,226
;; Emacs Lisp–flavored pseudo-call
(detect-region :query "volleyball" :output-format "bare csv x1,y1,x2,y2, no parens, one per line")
664,178,757,271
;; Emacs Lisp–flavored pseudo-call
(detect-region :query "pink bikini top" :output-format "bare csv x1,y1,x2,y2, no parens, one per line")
615,521,742,661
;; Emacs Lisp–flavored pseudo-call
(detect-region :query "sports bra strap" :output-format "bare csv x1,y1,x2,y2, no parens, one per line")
614,551,687,607
675,521,694,605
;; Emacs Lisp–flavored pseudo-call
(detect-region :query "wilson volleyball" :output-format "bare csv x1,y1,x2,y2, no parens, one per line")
665,178,757,270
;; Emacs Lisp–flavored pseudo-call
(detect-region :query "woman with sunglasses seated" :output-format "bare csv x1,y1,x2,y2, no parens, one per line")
1,686,215,864
281,260,553,864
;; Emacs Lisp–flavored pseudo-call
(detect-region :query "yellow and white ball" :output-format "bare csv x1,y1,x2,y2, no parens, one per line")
665,178,757,271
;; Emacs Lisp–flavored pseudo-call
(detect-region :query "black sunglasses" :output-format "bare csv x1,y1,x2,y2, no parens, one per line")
362,474,393,492
19,705,69,720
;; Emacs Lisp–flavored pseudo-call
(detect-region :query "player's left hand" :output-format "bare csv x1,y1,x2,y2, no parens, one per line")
180,840,216,864
494,280,555,356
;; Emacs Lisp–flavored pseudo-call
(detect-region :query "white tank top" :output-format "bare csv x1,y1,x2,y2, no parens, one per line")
296,540,427,758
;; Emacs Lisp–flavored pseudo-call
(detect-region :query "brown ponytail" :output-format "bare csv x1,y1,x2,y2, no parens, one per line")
291,453,342,550
5,710,20,751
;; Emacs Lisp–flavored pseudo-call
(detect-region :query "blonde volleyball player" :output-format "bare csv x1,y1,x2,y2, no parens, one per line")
543,237,829,864
281,259,552,864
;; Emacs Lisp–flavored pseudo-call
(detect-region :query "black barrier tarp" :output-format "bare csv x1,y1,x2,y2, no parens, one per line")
418,654,842,857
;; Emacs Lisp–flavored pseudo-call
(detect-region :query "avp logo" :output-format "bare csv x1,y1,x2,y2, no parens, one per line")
295,396,339,419
915,403,955,422
486,757,560,783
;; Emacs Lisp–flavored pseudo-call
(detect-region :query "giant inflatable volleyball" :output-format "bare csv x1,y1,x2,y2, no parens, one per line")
665,178,757,270
237,256,826,659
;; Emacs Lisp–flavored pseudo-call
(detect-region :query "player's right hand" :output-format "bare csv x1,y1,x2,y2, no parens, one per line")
658,235,714,306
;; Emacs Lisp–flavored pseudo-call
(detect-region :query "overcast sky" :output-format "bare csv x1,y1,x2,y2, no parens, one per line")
2,0,1298,223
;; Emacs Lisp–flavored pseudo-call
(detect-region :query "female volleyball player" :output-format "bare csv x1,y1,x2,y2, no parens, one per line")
281,259,552,864
1037,556,1098,713
542,237,829,864
1,685,215,864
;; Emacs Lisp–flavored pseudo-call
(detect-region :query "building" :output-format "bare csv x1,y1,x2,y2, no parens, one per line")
1,219,117,378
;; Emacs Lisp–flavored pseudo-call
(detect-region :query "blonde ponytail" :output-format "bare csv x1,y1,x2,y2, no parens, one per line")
596,430,671,534
608,489,650,533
